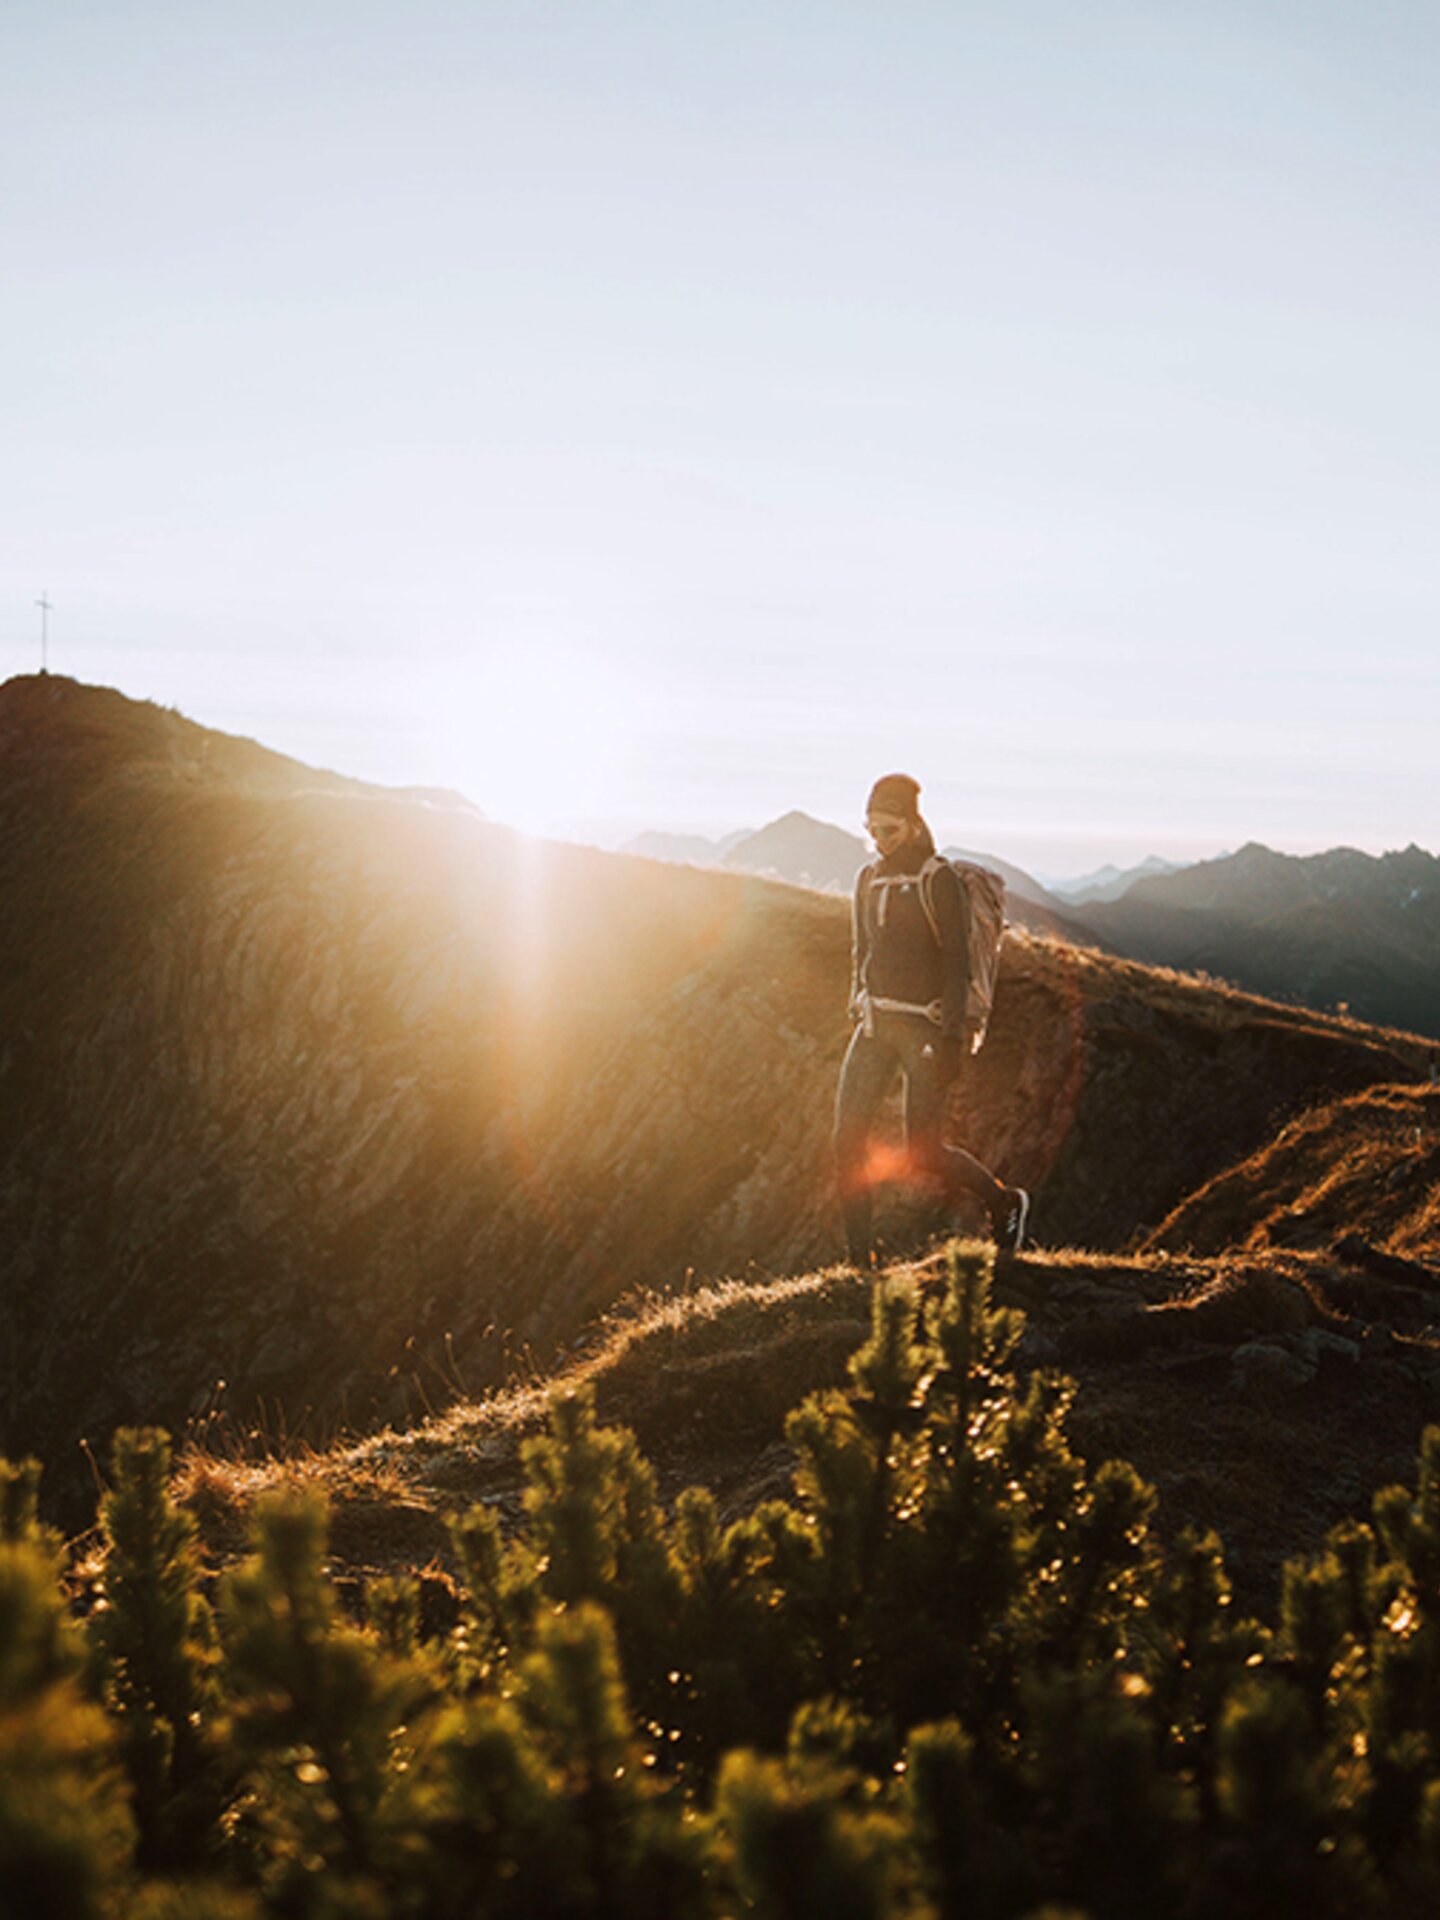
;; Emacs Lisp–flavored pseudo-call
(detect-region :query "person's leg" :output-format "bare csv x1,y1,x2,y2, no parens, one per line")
899,1027,1030,1249
834,1024,898,1264
898,1029,1004,1204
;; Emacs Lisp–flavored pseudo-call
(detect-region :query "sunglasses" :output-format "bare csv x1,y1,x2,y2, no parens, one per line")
867,817,908,842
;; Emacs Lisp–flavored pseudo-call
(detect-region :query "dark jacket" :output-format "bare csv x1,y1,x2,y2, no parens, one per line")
851,834,972,1038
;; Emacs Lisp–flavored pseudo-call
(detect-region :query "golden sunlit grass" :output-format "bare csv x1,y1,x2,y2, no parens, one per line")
167,1258,877,1566
170,1437,427,1567
168,1227,1433,1583
18,677,1440,1616
1150,1081,1440,1260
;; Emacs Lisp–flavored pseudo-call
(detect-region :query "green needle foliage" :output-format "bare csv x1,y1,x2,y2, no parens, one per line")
218,1487,439,1912
89,1427,222,1869
15,1242,1440,1913
0,1524,133,1918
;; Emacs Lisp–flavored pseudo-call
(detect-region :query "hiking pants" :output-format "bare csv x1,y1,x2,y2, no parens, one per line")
834,1011,1001,1260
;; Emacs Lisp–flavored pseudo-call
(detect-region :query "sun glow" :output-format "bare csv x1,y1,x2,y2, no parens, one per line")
428,638,636,837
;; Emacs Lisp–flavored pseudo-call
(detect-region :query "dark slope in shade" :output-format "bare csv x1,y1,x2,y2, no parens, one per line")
0,676,1429,1514
1072,841,1440,1038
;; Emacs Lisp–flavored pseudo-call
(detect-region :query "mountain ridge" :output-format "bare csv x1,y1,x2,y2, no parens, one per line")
2,676,1432,1524
1072,839,1440,1038
1049,854,1185,904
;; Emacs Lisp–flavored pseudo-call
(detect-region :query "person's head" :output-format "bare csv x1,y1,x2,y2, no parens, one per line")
865,772,927,854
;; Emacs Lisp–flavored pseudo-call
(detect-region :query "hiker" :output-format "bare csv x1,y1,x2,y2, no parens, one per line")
835,772,1029,1266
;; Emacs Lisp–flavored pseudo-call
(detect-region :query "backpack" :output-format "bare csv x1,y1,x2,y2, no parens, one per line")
916,856,1007,1052
858,856,1008,1051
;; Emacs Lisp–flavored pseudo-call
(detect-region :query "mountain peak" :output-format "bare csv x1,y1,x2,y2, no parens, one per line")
1068,837,1440,1035
723,811,867,891
0,673,329,793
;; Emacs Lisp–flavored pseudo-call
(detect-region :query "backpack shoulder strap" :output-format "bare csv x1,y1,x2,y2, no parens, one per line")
915,854,949,943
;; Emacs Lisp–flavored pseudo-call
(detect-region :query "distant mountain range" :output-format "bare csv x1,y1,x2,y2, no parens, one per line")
1067,842,1440,1040
622,827,751,865
1049,855,1184,905
623,815,1440,1041
624,814,1173,913
623,812,1140,943
723,810,868,892
623,809,1069,905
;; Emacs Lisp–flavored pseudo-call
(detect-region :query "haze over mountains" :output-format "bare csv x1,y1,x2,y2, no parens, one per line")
1049,855,1184,904
625,812,1440,1040
3,675,1434,1528
624,810,1100,942
1076,841,1440,1040
625,811,1068,904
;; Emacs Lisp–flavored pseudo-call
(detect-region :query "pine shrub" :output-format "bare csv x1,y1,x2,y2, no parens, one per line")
14,1242,1440,1912
89,1426,223,1868
0,1530,134,1918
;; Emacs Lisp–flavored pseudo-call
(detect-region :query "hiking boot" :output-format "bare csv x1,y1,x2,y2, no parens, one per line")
991,1186,1030,1255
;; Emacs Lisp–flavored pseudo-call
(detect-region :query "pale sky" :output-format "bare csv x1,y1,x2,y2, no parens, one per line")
5,1,1437,877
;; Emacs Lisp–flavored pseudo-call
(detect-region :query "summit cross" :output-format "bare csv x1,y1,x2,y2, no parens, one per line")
35,593,53,674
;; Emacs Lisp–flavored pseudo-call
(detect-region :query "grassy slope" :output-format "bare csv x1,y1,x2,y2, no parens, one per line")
171,1206,1440,1615
1148,1081,1440,1261
9,673,1431,1519
8,677,1439,1589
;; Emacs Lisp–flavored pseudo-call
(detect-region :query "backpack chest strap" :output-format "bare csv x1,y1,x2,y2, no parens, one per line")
867,861,944,938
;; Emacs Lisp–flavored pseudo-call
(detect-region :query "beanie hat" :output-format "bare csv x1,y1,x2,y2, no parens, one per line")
866,772,922,819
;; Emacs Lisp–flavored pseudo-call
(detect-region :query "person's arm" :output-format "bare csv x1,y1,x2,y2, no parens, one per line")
850,867,872,1017
929,863,973,1039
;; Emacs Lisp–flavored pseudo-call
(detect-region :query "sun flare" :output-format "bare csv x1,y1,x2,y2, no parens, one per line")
429,641,633,836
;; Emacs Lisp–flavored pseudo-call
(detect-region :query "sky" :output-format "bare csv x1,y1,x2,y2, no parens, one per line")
4,1,1437,879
